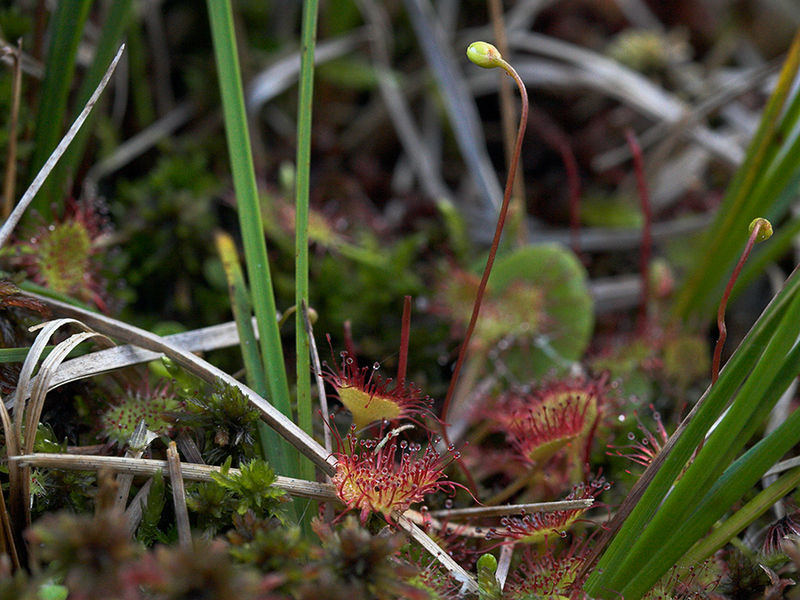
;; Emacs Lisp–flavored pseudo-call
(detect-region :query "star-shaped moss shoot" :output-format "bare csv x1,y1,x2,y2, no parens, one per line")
330,423,462,524
325,351,432,431
502,376,607,465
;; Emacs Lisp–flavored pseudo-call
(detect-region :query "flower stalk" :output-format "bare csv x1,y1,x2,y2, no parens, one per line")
442,41,528,433
711,217,773,384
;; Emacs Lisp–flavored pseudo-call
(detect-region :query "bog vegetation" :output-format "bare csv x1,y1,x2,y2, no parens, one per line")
0,2,800,599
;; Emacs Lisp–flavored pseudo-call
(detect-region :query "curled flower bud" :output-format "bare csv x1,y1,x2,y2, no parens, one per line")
748,217,773,243
467,41,503,69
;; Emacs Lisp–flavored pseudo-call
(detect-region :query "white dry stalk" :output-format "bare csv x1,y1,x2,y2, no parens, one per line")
8,318,95,517
0,44,126,249
302,301,331,453
394,511,480,594
11,317,262,410
10,453,338,502
496,543,514,590
17,321,112,521
427,498,594,519
166,442,191,549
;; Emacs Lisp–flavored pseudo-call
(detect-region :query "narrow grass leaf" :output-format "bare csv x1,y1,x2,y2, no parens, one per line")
679,465,800,567
619,393,800,599
585,267,800,594
674,31,800,319
593,283,800,596
28,0,92,217
206,0,298,478
215,231,290,475
295,0,319,484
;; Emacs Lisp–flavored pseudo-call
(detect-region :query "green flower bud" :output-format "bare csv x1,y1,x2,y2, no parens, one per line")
477,552,498,573
749,217,773,243
467,41,503,69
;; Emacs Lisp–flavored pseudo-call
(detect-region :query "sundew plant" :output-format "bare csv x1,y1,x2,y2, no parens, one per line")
0,2,799,599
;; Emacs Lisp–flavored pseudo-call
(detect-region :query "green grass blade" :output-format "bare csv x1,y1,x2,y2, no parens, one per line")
678,466,800,567
49,0,133,199
0,346,51,363
585,267,800,595
125,18,156,127
206,0,298,478
673,31,800,319
215,231,291,471
28,0,92,217
618,394,800,599
294,0,319,484
591,284,800,596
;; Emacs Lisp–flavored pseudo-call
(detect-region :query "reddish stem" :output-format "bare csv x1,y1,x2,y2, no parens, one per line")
343,320,356,358
397,295,411,385
440,62,528,437
567,145,581,257
625,129,652,336
711,221,764,384
531,111,581,255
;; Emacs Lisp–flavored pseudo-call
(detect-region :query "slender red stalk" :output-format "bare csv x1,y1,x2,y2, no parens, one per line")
531,111,581,255
625,129,652,336
443,43,529,494
343,319,356,358
398,295,411,385
711,219,771,384
441,54,528,428
566,146,581,257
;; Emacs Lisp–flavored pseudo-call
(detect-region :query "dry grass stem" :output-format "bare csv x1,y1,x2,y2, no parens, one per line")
394,511,480,594
303,301,331,453
10,453,339,502
167,442,192,549
427,499,594,519
496,543,515,590
0,44,125,249
114,420,154,512
11,317,260,410
124,477,154,536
